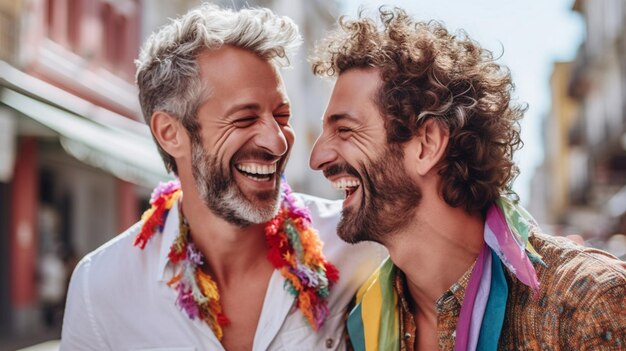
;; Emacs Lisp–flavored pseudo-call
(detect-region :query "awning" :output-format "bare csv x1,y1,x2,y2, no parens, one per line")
0,88,171,187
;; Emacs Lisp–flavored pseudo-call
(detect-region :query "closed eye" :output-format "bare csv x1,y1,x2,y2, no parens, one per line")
274,114,291,125
233,116,257,128
337,127,352,134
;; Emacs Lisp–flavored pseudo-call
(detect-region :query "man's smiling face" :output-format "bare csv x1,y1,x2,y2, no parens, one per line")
191,46,295,226
309,68,422,243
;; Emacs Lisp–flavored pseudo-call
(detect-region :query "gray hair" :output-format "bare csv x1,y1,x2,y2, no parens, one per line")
135,3,301,174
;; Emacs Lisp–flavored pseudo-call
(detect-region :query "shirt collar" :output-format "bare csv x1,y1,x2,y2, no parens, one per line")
395,260,475,314
447,261,474,304
156,199,181,282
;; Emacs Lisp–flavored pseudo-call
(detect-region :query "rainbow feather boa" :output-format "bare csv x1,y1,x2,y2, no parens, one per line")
347,197,544,351
134,178,339,339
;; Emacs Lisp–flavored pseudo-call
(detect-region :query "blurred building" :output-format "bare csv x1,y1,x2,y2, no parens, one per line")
530,62,586,234
531,0,626,253
0,0,167,340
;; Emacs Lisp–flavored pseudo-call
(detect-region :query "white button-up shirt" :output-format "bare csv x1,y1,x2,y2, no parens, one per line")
61,194,385,350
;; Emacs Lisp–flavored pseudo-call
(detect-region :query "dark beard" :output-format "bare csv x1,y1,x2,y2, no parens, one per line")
337,144,422,244
190,140,282,227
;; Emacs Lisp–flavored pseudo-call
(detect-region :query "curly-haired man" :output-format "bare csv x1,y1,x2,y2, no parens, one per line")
310,7,626,351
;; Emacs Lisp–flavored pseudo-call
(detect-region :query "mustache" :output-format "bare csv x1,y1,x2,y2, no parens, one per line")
323,163,360,179
233,149,281,163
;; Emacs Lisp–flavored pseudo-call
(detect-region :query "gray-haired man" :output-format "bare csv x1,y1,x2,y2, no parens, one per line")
60,4,382,350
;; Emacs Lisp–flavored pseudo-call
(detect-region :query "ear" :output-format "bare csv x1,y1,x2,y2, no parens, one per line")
409,119,449,176
150,111,189,159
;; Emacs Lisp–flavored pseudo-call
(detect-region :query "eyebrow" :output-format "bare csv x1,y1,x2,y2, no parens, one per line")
225,103,260,116
326,113,360,124
225,101,290,116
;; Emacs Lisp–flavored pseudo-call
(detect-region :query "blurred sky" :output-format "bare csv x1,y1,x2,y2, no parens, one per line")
340,0,584,204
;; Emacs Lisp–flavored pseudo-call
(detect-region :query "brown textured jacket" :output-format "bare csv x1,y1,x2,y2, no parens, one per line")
397,233,626,350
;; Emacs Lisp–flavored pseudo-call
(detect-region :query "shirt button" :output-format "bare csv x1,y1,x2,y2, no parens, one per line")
404,332,412,340
325,338,334,348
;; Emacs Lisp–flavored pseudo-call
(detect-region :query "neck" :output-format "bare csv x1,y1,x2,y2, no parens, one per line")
384,195,484,317
180,187,271,287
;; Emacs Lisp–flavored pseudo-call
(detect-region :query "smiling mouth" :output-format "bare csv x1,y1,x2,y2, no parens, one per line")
331,178,361,199
235,162,277,182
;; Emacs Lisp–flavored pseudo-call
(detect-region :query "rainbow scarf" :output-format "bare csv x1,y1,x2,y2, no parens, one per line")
135,178,339,339
347,197,544,351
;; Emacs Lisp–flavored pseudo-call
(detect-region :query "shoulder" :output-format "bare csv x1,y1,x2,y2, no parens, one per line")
69,221,163,298
73,222,144,277
532,232,626,287
530,232,626,314
528,233,626,347
293,192,343,220
62,222,149,349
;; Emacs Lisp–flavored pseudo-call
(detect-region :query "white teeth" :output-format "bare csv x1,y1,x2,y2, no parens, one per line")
331,178,360,190
236,163,276,175
243,173,267,182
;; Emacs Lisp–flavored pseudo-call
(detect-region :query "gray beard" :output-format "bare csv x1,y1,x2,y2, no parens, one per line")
190,141,281,227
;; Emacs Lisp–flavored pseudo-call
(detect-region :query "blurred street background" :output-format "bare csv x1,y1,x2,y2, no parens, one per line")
0,0,624,349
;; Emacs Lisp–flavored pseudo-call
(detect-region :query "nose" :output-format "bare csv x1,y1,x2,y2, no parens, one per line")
309,132,337,171
256,116,289,156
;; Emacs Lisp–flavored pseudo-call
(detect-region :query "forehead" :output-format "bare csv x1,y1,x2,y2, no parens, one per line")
196,46,288,104
324,68,382,124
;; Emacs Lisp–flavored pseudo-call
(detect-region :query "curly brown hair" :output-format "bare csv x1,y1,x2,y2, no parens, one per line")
311,7,526,213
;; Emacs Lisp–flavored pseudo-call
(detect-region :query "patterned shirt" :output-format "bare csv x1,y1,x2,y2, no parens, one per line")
396,232,626,350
